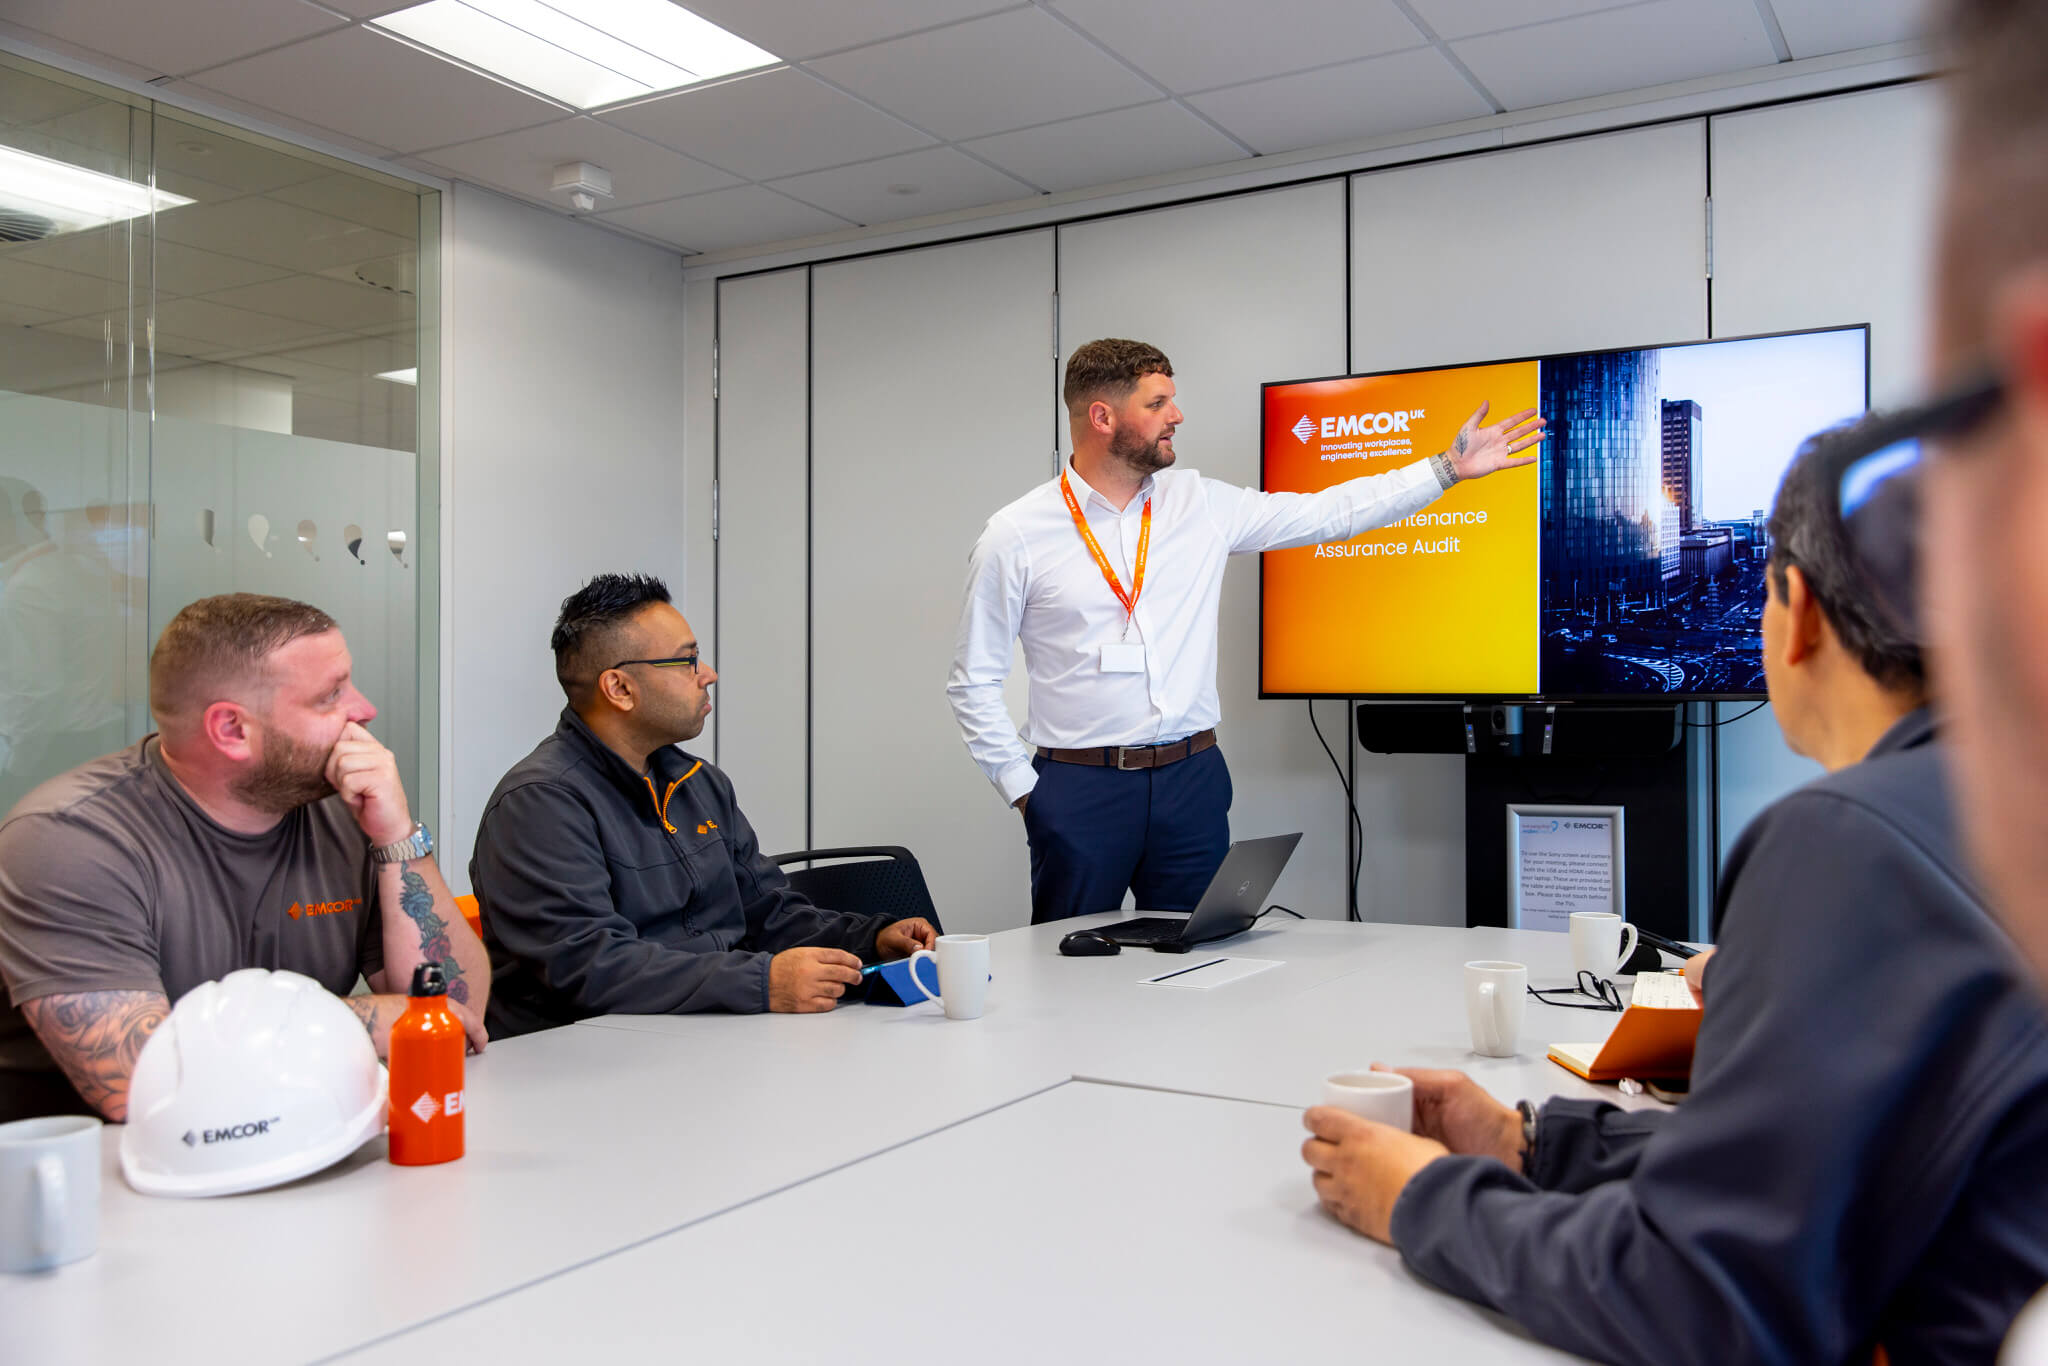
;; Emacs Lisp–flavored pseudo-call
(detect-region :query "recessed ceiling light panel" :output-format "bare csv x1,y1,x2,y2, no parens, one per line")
372,0,779,110
0,144,194,242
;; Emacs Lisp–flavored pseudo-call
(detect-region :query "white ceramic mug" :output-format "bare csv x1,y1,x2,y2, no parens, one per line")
1570,911,1639,979
1321,1070,1413,1130
0,1115,101,1273
1465,960,1528,1058
909,934,990,1021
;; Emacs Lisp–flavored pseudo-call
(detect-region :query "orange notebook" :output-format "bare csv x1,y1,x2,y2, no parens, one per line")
1547,972,1702,1081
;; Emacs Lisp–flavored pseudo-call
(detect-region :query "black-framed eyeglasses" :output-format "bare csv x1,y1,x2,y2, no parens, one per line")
1820,367,2006,642
607,651,700,675
1527,971,1623,1012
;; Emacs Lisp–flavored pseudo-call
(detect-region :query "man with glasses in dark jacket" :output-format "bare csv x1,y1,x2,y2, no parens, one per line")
1297,420,2048,1365
471,574,936,1036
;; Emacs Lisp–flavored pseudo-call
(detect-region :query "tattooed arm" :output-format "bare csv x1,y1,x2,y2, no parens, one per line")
21,990,170,1122
363,852,490,1025
324,719,488,1023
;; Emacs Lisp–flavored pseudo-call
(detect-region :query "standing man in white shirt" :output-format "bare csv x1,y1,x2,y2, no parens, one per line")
947,338,1542,923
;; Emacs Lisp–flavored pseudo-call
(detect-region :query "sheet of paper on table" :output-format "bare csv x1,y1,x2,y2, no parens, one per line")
1139,957,1283,989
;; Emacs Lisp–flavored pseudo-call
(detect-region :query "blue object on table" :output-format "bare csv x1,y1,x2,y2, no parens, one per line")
862,955,941,1006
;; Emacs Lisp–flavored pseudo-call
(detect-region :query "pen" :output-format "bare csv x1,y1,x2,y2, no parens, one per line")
860,963,885,977
1151,956,1227,983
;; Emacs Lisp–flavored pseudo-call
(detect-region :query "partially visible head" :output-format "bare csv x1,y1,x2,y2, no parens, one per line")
1924,0,2048,979
552,573,715,745
1762,421,1927,761
0,478,41,557
150,594,372,811
1063,339,1181,475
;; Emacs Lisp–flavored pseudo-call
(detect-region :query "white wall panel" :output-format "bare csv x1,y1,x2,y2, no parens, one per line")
444,185,688,892
1056,181,1353,920
1348,123,1709,925
1706,84,1945,864
809,231,1055,934
713,268,809,857
682,275,718,758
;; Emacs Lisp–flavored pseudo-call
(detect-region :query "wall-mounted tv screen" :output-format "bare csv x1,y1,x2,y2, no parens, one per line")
1259,324,1869,700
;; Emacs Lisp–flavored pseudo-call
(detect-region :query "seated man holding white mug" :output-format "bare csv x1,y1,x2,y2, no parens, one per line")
1299,420,2048,1364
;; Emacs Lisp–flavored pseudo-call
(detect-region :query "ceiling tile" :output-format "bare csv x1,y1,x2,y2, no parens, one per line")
38,315,211,358
0,258,128,318
1452,0,1778,110
1404,0,1640,41
198,274,415,335
151,118,335,198
0,103,145,184
186,26,565,155
1765,0,1925,57
266,173,427,239
159,78,401,161
418,116,739,210
0,300,65,329
1048,0,1421,94
1188,47,1493,155
594,185,850,253
671,0,1019,62
151,296,342,350
0,64,119,132
4,0,345,81
963,101,1246,193
603,67,933,180
155,195,415,274
807,7,1160,141
770,146,1035,225
10,232,293,295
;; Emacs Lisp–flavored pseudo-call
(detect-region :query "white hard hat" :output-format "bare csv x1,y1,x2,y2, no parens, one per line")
120,968,388,1198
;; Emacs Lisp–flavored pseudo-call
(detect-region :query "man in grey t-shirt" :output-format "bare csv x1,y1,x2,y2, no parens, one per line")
0,594,490,1122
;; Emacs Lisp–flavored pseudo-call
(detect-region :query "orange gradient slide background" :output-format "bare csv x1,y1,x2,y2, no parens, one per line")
1262,360,1540,695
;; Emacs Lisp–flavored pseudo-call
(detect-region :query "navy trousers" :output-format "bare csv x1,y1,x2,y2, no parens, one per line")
1023,744,1232,924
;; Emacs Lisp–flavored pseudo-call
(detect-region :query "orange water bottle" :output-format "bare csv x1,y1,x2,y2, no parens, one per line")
387,962,465,1165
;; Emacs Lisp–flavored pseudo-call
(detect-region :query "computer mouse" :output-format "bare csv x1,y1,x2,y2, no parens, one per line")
1058,929,1121,957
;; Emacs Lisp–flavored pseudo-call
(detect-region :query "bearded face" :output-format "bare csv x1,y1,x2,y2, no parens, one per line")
232,724,337,813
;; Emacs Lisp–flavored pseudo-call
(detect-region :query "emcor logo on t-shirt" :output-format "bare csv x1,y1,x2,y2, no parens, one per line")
287,897,360,920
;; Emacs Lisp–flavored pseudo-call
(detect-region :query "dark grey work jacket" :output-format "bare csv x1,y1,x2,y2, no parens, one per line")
472,709,886,1036
1390,709,2048,1366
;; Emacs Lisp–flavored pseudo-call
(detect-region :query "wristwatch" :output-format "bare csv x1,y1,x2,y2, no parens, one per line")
370,820,434,864
1516,1099,1541,1172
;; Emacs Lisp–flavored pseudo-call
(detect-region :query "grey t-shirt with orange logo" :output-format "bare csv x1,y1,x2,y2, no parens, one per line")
0,738,380,1118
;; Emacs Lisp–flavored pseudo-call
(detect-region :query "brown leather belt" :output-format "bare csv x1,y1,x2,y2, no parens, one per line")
1035,729,1217,770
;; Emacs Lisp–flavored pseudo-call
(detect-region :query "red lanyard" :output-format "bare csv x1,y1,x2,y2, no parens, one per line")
1061,472,1150,621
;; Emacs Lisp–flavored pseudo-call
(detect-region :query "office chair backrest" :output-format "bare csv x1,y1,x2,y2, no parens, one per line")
768,846,944,934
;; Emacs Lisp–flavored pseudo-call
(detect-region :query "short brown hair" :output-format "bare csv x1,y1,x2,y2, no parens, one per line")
1063,338,1173,412
150,594,338,722
1936,0,2048,354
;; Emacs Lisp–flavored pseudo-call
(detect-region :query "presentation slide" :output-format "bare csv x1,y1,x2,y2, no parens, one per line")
1260,327,1868,698
1262,360,1541,695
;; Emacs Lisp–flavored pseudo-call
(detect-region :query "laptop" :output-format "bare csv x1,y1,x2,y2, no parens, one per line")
1096,833,1302,951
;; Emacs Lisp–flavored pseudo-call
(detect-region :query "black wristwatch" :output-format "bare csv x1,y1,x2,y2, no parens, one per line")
1515,1099,1540,1173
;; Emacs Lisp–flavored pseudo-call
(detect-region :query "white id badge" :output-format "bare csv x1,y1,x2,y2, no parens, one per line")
1100,642,1145,673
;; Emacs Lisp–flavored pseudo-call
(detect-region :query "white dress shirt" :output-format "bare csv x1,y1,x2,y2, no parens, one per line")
947,457,1448,804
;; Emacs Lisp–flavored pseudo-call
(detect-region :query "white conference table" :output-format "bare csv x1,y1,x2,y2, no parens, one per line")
341,1080,1586,1365
0,918,1665,1365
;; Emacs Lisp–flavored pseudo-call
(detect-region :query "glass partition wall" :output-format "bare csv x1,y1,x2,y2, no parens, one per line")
0,53,438,822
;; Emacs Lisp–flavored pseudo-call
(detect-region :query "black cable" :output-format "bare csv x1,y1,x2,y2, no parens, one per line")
1308,700,1364,920
1681,700,1769,728
1252,903,1305,925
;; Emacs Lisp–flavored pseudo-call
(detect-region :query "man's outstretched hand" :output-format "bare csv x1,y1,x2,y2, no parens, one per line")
1447,401,1545,481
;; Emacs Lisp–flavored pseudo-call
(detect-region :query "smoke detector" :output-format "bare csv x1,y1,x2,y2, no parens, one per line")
551,161,613,213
